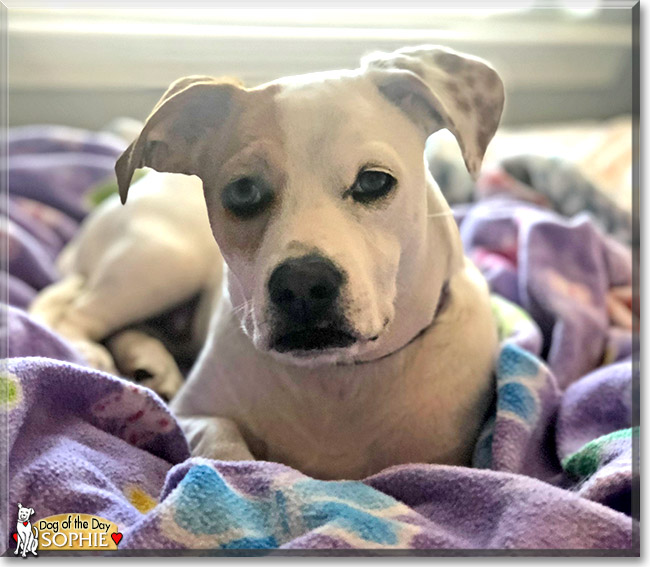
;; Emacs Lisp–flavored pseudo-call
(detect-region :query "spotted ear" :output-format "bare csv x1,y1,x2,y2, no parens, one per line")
115,76,244,204
362,45,505,179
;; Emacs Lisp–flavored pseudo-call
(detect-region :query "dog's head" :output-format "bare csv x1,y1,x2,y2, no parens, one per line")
116,45,504,365
17,504,34,522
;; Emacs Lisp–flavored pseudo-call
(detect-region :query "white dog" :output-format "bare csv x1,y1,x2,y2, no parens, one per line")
15,503,38,557
30,45,504,480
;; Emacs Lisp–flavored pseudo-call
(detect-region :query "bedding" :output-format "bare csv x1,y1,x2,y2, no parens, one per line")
2,125,637,553
427,115,633,213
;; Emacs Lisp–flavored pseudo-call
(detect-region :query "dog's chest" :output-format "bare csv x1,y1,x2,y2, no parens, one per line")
198,327,492,480
247,388,468,480
177,267,498,480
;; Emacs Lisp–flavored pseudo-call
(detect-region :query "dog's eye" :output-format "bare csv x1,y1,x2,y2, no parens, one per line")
222,177,273,218
350,170,396,203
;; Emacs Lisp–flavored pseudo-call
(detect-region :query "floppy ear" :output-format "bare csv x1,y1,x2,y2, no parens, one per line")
361,45,505,179
29,508,34,516
115,76,244,204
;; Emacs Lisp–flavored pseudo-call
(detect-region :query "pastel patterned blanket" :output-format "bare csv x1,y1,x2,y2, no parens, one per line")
2,126,638,553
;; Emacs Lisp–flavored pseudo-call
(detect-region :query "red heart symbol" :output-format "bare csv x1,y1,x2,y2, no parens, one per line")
111,532,123,546
12,533,17,542
23,521,28,526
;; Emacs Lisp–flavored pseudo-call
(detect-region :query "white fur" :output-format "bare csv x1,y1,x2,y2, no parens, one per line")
30,46,503,480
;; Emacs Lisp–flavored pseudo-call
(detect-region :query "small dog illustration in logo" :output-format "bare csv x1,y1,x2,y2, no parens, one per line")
14,503,38,558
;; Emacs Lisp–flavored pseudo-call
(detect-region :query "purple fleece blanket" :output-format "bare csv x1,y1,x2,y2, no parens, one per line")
2,126,638,553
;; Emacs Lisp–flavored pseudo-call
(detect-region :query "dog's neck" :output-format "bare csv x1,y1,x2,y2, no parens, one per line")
350,279,450,366
351,176,464,364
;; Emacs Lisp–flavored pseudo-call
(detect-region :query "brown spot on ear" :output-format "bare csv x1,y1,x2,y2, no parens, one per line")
434,51,464,73
472,94,487,113
464,75,476,88
456,97,471,113
476,128,491,154
483,101,501,127
428,106,444,126
445,81,460,95
143,140,169,169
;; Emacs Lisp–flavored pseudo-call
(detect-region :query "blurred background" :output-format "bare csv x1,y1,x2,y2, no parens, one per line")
7,4,636,211
9,6,633,128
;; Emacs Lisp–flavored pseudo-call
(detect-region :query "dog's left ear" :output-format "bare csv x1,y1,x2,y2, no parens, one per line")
362,45,505,179
29,508,34,516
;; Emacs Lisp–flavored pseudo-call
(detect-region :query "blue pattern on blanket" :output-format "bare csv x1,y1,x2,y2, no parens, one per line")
5,126,636,552
167,463,407,548
497,345,543,423
174,466,278,542
498,344,540,379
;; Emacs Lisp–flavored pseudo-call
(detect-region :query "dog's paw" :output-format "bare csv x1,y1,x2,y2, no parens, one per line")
130,363,184,403
71,339,118,374
177,416,255,461
107,330,184,402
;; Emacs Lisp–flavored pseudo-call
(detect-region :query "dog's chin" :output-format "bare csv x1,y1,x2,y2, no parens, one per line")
265,326,362,367
268,343,362,367
273,327,356,352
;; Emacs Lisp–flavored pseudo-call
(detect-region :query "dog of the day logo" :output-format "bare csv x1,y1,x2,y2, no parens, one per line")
14,504,38,558
12,504,122,555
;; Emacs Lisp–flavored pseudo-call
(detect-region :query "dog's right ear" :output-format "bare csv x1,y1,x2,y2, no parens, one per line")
115,76,244,204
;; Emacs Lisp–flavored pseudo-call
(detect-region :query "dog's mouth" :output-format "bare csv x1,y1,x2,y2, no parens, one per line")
271,326,357,353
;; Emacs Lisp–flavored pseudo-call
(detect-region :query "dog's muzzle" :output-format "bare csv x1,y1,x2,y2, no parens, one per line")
267,254,356,352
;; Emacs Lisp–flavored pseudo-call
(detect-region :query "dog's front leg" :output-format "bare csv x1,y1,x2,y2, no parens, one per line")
177,416,255,461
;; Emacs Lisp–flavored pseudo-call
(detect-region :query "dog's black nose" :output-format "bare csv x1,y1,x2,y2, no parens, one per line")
268,254,343,325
